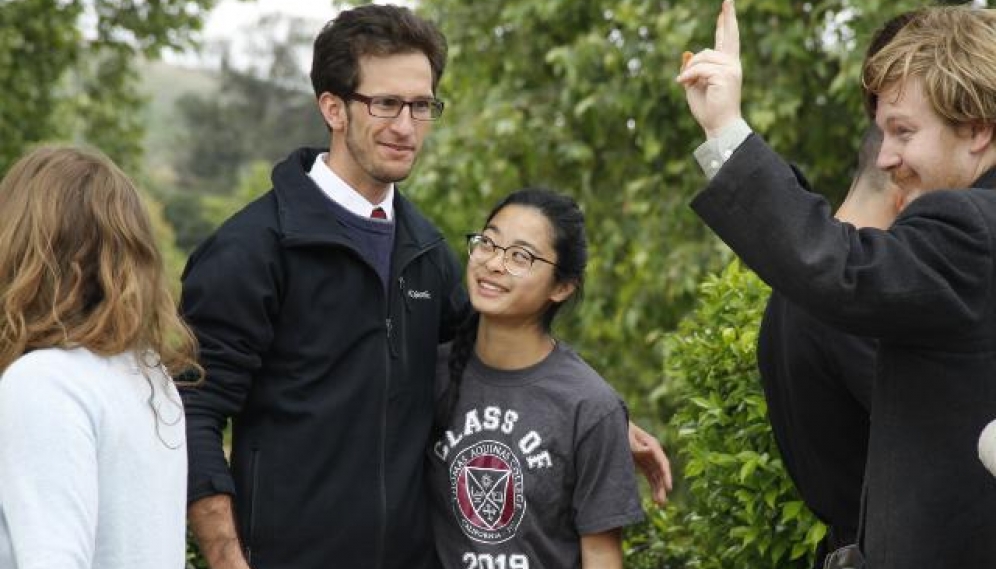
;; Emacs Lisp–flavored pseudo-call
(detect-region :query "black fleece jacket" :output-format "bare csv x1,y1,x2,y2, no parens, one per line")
180,147,466,569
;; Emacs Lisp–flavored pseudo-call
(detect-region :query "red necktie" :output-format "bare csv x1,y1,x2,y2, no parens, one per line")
371,207,387,220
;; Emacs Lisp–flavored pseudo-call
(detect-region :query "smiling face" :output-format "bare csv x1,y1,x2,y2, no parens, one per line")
875,78,994,200
467,204,575,328
321,52,435,203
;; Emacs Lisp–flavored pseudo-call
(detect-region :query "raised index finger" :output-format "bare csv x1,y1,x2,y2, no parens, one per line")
714,0,740,57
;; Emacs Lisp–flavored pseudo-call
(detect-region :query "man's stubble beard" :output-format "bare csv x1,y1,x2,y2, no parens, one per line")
343,107,419,185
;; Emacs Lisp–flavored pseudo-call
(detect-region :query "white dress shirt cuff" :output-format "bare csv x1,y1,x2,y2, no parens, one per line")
693,118,753,179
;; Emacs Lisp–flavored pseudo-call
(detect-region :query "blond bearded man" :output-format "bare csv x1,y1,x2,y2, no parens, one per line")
679,3,996,566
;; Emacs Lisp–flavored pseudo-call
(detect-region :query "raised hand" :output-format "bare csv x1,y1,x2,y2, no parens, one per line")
677,0,743,138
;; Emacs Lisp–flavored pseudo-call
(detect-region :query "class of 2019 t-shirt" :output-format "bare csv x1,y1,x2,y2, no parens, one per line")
427,342,644,569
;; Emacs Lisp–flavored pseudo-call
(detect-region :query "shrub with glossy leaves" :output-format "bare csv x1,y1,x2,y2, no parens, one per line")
644,261,825,568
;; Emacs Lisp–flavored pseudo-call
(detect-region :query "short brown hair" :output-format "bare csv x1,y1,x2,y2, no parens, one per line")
0,145,199,376
310,4,448,99
863,6,996,126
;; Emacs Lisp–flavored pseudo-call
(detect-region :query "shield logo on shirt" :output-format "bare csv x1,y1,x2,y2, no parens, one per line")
466,467,511,527
449,440,526,544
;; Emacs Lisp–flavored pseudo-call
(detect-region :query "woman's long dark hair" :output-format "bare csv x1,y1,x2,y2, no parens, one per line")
433,187,587,437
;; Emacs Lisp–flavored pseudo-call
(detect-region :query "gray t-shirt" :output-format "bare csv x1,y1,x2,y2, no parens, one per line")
427,342,644,569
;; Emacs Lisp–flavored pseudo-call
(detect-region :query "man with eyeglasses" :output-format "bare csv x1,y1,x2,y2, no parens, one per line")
179,5,462,569
179,5,669,569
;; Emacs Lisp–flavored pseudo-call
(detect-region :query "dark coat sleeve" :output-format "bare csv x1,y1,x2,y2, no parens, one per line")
691,134,994,342
179,223,284,503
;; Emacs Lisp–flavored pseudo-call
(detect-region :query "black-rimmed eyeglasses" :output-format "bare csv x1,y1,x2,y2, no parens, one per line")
466,233,557,277
348,93,445,121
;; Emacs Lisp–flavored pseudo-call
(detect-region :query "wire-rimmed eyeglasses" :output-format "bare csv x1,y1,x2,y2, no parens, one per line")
466,233,557,277
348,92,445,121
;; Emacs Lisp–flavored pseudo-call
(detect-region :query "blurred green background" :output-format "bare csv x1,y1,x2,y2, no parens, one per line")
2,0,961,566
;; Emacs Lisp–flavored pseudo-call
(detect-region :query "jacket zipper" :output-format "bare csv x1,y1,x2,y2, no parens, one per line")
377,243,441,569
375,325,388,569
399,276,413,313
245,447,260,563
282,211,448,567
377,274,394,569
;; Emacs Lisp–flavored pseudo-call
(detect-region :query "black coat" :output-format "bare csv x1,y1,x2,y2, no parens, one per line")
757,291,873,559
692,135,996,568
180,148,467,569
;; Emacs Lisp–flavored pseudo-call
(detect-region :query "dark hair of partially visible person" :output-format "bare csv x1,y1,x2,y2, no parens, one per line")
434,188,588,437
310,4,448,100
862,10,920,119
851,125,888,190
0,145,201,379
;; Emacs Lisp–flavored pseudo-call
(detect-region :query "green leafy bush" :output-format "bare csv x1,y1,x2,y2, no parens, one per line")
640,261,825,568
625,503,692,569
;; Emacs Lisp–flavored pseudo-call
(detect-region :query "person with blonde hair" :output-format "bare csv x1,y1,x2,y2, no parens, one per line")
0,145,200,569
680,2,996,567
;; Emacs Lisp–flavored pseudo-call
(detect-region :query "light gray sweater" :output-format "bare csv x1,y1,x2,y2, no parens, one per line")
0,348,186,569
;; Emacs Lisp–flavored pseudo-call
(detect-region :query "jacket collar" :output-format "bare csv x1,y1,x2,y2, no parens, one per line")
973,166,996,190
271,147,444,254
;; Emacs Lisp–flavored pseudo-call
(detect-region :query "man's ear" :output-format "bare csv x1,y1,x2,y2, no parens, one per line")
969,121,995,154
318,92,347,131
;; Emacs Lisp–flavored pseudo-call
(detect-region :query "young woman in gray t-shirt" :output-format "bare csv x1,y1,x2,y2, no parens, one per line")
428,188,644,569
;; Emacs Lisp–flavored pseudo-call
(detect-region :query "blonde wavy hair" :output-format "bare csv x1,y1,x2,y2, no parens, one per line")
863,6,996,127
0,145,200,378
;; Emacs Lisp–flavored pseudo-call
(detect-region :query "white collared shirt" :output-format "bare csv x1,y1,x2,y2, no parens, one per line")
308,153,395,220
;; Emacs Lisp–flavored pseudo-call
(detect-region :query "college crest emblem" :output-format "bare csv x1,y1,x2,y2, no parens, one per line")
449,440,526,543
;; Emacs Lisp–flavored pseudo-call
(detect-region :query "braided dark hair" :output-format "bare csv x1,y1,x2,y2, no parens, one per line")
433,312,479,437
433,188,587,438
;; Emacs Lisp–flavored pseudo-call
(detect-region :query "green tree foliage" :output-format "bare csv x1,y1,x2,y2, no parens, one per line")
646,261,825,567
143,188,189,293
172,13,329,190
200,160,274,226
0,0,223,173
163,192,220,253
408,0,926,424
162,160,272,252
162,13,328,251
0,0,217,287
0,1,79,171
